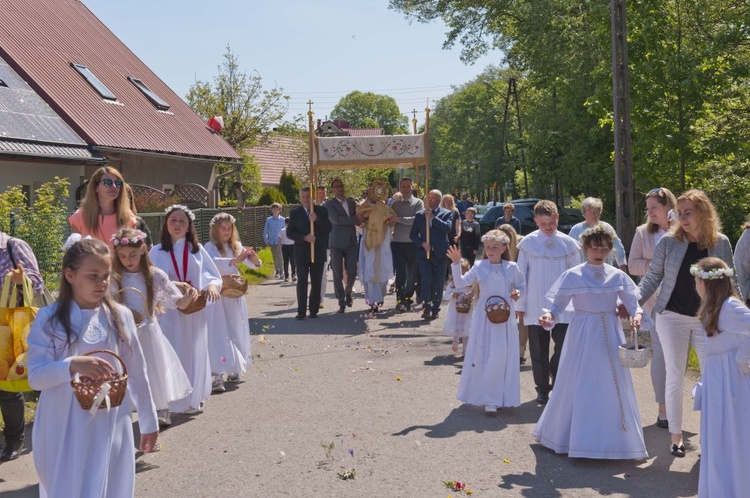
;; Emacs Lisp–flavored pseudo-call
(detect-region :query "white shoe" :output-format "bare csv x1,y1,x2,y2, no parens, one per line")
157,409,172,426
183,406,200,415
484,405,498,413
226,373,240,383
211,376,226,393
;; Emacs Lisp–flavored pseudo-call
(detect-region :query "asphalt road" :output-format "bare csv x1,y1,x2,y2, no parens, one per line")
0,272,701,497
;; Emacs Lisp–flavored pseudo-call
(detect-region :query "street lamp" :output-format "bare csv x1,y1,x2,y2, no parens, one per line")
483,80,529,198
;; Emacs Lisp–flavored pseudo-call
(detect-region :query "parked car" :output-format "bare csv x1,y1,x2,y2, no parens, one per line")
479,200,575,236
473,204,489,223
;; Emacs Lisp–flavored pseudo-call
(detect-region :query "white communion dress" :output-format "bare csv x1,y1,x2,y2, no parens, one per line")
27,302,157,498
110,269,192,410
149,238,222,413
532,262,648,459
452,259,524,408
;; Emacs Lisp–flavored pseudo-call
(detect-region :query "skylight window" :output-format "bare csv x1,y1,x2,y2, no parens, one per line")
0,79,7,88
128,76,170,111
71,63,117,100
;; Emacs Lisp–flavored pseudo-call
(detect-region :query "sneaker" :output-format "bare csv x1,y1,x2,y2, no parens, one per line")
536,391,549,404
396,302,407,312
292,275,297,282
0,440,22,461
226,373,240,383
157,409,172,427
212,376,226,393
284,277,289,282
421,308,431,320
484,405,498,413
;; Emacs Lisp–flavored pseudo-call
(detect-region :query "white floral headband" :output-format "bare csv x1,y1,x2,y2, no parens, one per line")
481,232,509,244
164,204,195,221
209,212,237,227
690,265,734,280
111,230,147,247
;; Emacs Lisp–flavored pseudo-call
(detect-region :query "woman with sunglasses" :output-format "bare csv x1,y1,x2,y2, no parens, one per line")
628,187,676,431
69,167,137,248
635,189,738,457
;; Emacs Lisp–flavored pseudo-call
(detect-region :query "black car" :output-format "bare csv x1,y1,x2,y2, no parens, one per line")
478,201,575,236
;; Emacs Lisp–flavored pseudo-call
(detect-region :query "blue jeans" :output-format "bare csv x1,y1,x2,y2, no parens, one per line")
417,255,448,312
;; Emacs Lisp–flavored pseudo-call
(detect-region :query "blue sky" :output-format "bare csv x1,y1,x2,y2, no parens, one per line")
83,0,500,126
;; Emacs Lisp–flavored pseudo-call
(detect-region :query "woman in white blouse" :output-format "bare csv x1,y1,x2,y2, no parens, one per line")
628,187,676,430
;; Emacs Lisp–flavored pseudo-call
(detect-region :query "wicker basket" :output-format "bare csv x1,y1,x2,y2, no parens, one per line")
455,292,472,314
175,282,207,315
71,350,128,411
221,274,248,298
114,287,148,326
484,295,511,324
618,326,650,368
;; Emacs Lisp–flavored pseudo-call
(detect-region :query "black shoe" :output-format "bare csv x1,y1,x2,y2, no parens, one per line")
536,392,549,404
431,310,439,320
0,442,22,461
404,299,412,311
309,313,318,318
656,416,669,429
670,443,686,457
421,308,431,320
345,294,353,307
337,305,346,314
295,314,305,320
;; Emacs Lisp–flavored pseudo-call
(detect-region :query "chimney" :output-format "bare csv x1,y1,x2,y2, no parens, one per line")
317,119,321,129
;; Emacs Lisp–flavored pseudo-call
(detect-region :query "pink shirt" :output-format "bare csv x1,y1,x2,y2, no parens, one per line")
69,209,136,248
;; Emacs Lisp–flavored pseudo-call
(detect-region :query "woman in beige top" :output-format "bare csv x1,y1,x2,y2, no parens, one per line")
628,187,676,431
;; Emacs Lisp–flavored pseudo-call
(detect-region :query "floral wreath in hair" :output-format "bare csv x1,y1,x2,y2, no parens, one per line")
164,204,195,221
111,230,147,247
579,224,617,245
209,212,236,227
481,231,510,244
690,264,734,280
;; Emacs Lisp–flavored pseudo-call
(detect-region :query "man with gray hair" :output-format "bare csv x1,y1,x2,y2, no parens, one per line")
410,189,454,320
390,177,424,311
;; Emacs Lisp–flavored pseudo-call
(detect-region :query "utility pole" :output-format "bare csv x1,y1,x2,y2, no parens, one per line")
611,0,635,248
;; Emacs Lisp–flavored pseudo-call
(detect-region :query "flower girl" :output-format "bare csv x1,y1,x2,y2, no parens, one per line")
446,229,524,413
692,257,750,497
442,258,475,355
204,213,261,389
27,238,158,497
149,205,222,414
110,228,194,426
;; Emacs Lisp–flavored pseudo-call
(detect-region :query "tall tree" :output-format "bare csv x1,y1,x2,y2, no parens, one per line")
186,45,289,205
331,91,409,135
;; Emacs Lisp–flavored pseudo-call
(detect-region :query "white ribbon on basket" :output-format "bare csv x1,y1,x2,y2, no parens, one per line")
89,381,112,415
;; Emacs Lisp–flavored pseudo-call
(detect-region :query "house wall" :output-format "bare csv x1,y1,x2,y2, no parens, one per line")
0,158,85,211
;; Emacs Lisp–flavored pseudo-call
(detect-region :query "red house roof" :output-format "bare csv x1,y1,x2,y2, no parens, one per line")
0,0,241,161
248,135,308,186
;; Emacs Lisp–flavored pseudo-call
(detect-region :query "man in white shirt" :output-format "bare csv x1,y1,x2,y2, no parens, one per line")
516,200,581,404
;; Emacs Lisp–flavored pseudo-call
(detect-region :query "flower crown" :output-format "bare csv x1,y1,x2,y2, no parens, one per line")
111,230,147,247
481,232,509,244
209,212,236,227
164,204,195,221
690,265,734,280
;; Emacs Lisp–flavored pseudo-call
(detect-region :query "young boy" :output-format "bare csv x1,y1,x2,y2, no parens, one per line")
459,206,481,267
515,200,581,404
263,203,286,279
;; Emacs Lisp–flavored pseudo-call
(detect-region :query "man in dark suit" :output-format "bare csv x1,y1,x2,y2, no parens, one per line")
287,187,332,319
410,189,453,320
324,178,359,313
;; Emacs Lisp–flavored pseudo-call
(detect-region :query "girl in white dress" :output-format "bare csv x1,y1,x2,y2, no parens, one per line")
110,228,194,427
149,205,222,414
535,225,648,459
447,229,524,413
442,258,474,355
27,238,158,498
692,257,750,497
204,213,261,388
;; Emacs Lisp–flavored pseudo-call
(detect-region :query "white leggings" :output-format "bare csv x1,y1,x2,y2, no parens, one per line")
655,311,706,434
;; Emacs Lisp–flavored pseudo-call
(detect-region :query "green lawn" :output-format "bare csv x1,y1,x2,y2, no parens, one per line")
0,249,275,430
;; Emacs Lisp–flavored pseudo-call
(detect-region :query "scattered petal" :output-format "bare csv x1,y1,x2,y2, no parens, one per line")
396,376,402,382
220,356,226,363
258,335,267,344
503,458,512,464
348,448,354,457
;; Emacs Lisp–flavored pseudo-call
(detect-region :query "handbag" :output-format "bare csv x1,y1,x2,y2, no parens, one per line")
0,276,37,391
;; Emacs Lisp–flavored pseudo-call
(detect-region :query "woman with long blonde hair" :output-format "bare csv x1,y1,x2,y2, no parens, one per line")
69,167,136,247
637,189,738,457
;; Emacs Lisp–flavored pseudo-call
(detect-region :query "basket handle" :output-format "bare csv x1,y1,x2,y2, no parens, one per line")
82,349,128,377
630,325,639,349
115,287,149,316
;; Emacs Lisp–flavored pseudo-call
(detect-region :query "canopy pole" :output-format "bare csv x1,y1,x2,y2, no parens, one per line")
307,101,316,263
424,107,431,260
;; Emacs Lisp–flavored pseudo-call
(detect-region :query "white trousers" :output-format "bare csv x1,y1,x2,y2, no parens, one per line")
655,310,706,434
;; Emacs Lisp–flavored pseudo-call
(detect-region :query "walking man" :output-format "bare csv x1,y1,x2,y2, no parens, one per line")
390,178,424,311
287,187,331,320
410,189,453,320
325,178,359,313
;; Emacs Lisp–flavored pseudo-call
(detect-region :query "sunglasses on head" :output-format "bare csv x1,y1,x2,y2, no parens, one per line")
648,187,664,196
100,178,123,188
